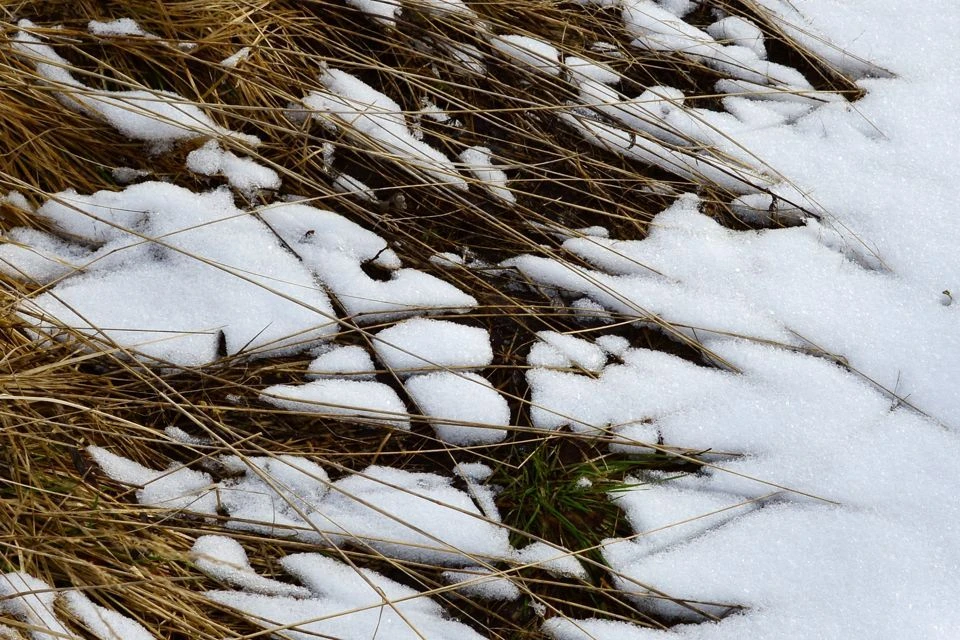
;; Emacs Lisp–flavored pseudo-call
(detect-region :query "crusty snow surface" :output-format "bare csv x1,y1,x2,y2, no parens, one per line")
4,1,960,639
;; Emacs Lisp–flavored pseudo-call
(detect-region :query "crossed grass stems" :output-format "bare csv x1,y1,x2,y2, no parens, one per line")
0,0,866,638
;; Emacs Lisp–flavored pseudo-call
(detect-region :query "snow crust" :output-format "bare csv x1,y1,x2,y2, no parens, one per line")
304,68,467,189
406,371,511,444
219,47,251,68
442,567,521,601
260,202,477,321
260,379,411,428
459,146,515,204
306,345,377,380
88,18,154,38
490,35,562,76
186,140,280,196
15,21,258,145
9,183,337,365
203,542,488,640
373,317,493,373
0,572,155,640
191,535,311,597
0,573,68,640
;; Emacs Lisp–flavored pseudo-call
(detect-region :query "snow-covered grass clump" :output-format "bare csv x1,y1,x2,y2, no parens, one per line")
88,448,593,578
14,20,258,146
7,183,338,365
1,572,156,640
304,67,467,190
198,537,489,640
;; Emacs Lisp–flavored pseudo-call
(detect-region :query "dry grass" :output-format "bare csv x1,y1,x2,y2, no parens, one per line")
0,1,856,638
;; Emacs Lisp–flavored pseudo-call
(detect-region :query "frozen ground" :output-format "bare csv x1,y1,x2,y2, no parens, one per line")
3,1,959,639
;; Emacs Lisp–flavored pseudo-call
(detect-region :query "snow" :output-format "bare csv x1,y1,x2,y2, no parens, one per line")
332,172,379,202
564,55,620,86
490,34,562,77
258,203,477,322
595,334,630,357
0,573,68,640
430,251,464,268
413,0,476,18
191,535,311,597
88,18,154,38
621,2,813,93
87,445,218,514
62,591,157,640
656,0,698,17
347,0,402,28
444,41,486,75
304,67,467,189
459,146,515,204
310,253,478,321
442,567,521,601
257,201,391,262
372,317,493,373
606,504,960,633
543,617,665,640
111,167,150,184
219,47,251,68
728,192,804,226
0,577,156,640
306,345,377,380
260,379,411,428
622,1,715,57
2,185,471,364
186,140,280,196
559,110,771,194
10,183,338,365
15,20,258,146
323,465,515,565
530,331,607,373
0,227,88,282
608,480,760,554
706,16,766,59
405,371,511,444
453,461,493,483
751,0,892,80
206,548,488,640
164,425,210,445
523,335,960,636
515,542,588,579
336,260,475,319
11,2,960,638
89,450,558,570
454,462,501,522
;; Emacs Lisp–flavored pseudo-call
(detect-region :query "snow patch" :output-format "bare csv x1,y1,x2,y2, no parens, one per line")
405,372,511,444
373,317,493,373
